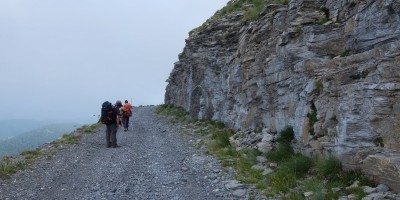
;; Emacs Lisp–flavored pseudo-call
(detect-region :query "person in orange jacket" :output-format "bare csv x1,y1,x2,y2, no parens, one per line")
122,100,132,131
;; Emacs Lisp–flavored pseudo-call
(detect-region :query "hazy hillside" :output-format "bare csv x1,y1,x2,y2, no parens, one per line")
0,123,80,158
0,119,51,140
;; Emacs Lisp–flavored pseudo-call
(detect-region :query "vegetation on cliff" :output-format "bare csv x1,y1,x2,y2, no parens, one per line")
191,0,267,34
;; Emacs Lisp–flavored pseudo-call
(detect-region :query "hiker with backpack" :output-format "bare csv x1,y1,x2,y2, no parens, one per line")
101,101,121,148
115,100,123,126
122,100,132,131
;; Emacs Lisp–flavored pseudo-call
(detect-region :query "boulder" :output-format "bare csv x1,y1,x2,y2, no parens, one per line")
361,152,400,193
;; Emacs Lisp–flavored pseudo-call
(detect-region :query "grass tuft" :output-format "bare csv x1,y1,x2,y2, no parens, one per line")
243,0,265,21
59,134,81,145
266,143,294,162
280,154,313,177
156,104,194,123
266,169,297,195
209,129,234,150
317,155,342,178
192,0,267,34
20,150,42,160
0,156,26,179
234,149,264,184
77,123,100,134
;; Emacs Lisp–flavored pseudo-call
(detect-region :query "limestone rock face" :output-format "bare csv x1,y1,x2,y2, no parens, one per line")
165,0,400,192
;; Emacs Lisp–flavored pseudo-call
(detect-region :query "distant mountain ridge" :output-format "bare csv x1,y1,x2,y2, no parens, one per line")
0,123,80,158
0,119,51,140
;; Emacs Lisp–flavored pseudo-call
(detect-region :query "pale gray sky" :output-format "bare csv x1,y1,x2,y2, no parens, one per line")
0,0,229,124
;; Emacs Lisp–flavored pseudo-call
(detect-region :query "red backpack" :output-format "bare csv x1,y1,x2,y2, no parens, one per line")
123,103,132,117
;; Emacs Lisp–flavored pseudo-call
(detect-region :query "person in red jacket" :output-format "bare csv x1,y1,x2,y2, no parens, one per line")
122,100,132,131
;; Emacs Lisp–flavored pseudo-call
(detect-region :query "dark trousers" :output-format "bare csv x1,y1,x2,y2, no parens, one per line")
106,123,117,147
122,117,130,129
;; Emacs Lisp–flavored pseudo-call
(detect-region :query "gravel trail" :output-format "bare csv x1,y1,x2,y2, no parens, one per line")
0,106,236,200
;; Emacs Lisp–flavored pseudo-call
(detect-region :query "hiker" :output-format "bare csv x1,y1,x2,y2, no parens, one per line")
122,100,132,131
115,100,123,126
101,101,120,148
119,106,125,127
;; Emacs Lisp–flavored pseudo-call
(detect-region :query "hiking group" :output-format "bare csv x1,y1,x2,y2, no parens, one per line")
100,100,132,148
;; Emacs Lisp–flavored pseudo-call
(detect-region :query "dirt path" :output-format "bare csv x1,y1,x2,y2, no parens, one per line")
0,106,234,200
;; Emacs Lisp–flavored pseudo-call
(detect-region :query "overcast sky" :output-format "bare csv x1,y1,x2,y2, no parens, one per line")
0,0,229,124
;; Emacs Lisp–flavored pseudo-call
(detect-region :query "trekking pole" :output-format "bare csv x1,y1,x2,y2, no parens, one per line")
130,98,133,131
130,112,133,131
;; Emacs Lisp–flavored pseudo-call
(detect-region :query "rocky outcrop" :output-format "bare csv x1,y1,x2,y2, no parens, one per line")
165,0,400,192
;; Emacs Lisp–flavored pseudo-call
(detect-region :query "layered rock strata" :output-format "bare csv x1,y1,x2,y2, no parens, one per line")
165,0,400,192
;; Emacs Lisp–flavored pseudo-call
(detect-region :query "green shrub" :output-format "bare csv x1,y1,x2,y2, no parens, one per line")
193,0,267,33
340,170,375,187
309,109,318,126
243,0,265,21
210,129,234,149
373,137,385,147
210,120,225,129
276,126,294,144
308,102,318,135
178,52,185,60
266,142,294,162
320,6,330,18
280,154,314,177
341,49,352,57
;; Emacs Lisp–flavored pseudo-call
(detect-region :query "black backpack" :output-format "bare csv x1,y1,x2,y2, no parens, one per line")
101,101,116,124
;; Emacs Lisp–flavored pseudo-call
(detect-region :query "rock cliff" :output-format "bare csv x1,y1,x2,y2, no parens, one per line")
165,0,400,192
